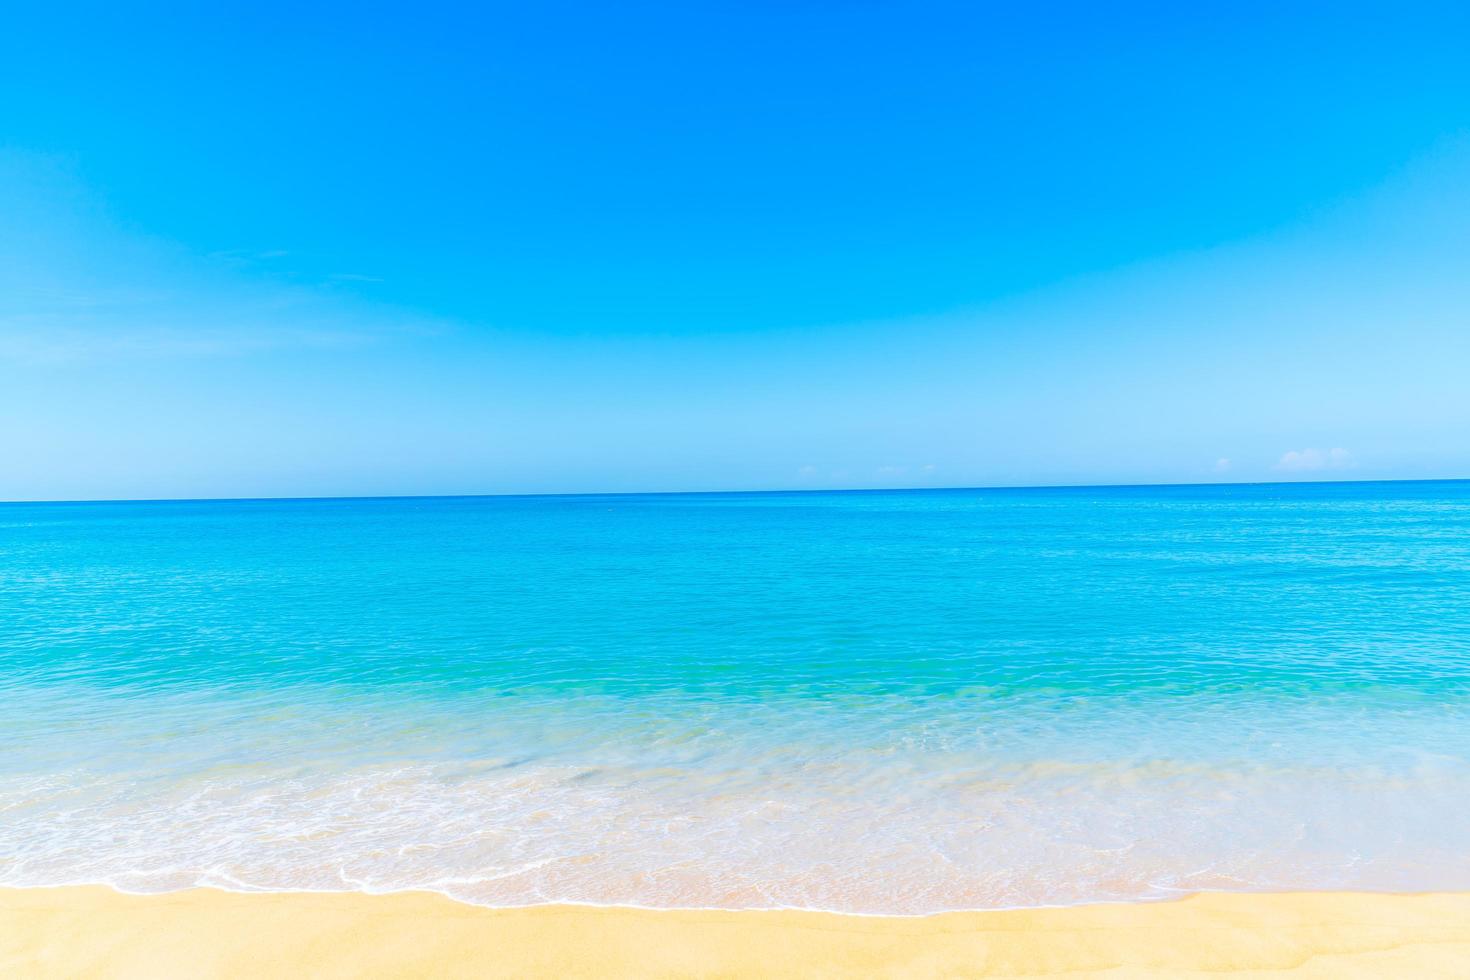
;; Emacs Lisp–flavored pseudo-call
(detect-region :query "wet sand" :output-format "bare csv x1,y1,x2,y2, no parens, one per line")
3,886,1468,978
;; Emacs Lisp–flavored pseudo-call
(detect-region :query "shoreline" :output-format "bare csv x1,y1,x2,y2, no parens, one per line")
1,879,1461,918
4,886,1469,978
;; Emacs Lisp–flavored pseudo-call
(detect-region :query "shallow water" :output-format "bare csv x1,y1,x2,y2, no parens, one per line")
3,483,1469,912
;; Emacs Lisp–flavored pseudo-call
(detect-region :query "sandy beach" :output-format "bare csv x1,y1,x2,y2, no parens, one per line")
2,887,1467,978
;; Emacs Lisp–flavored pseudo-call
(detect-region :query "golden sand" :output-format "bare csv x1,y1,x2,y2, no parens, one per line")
2,886,1468,978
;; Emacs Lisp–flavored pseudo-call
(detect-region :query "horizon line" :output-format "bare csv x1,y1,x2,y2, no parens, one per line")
3,475,1467,506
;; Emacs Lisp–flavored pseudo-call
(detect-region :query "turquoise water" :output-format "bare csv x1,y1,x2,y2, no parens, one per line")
4,482,1470,912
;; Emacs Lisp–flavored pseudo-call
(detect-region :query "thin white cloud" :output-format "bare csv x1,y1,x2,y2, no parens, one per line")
1275,447,1354,472
0,325,376,364
0,152,434,367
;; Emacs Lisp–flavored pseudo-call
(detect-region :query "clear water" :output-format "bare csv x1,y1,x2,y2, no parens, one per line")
3,482,1469,913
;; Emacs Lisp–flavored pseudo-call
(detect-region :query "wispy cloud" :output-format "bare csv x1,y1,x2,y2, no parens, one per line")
1275,447,1354,473
0,325,378,364
0,152,436,367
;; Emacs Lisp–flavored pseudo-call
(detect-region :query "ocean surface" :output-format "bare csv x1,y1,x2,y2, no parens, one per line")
3,482,1470,914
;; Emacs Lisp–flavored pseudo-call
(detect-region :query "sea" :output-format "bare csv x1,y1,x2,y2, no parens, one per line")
3,481,1469,913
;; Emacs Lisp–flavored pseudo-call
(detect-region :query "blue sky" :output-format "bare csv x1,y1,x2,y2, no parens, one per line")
3,2,1469,499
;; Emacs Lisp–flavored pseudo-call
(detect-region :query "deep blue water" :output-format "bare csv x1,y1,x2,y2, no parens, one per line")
3,482,1469,911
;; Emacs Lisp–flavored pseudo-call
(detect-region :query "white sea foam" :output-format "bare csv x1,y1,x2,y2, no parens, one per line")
4,746,1469,913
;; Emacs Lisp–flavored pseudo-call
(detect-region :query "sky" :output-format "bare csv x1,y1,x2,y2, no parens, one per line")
3,2,1469,500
